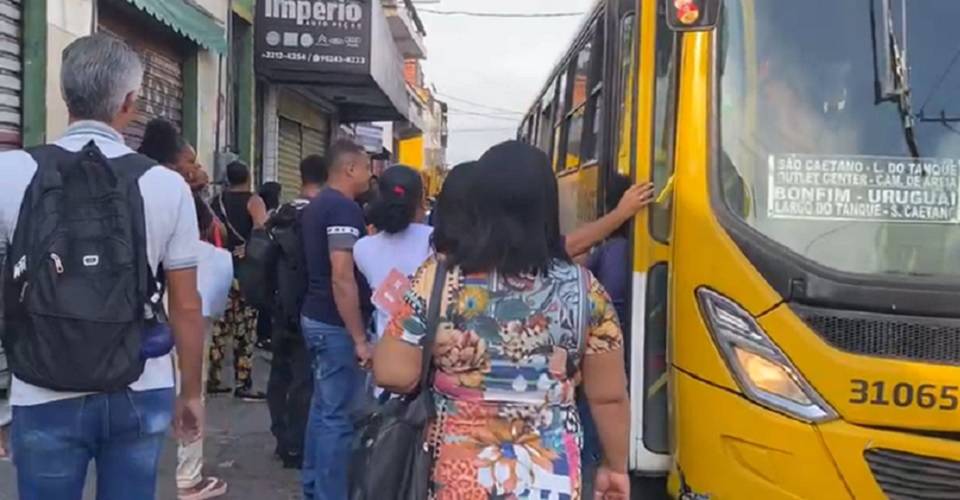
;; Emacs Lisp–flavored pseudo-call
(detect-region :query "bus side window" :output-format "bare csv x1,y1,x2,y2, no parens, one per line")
582,21,605,164
613,13,637,180
650,9,681,243
553,70,571,172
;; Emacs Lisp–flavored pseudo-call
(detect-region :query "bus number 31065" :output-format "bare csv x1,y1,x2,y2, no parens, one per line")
850,380,959,410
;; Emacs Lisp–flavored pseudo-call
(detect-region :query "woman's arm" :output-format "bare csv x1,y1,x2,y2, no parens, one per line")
565,183,655,258
373,336,422,394
247,194,269,229
584,351,630,472
581,273,631,498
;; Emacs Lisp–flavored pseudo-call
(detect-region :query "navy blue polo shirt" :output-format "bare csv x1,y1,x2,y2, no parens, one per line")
301,187,371,326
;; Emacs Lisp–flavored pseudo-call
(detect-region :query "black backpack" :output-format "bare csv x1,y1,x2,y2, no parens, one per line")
237,227,278,312
2,141,161,392
237,201,308,333
272,202,309,333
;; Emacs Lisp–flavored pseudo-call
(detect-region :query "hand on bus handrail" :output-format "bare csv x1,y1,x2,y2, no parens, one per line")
615,182,656,217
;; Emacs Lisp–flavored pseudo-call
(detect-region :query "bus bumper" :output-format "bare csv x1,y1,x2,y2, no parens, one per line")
669,369,855,499
671,369,960,499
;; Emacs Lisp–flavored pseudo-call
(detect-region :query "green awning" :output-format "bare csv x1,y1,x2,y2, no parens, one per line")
124,0,227,53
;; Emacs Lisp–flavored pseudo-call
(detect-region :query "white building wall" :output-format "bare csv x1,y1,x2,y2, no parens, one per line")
43,0,227,174
46,0,94,139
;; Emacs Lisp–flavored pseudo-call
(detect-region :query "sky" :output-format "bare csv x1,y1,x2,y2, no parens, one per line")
417,0,597,166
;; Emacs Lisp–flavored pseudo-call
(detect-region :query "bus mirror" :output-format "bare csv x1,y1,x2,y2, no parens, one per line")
665,0,721,31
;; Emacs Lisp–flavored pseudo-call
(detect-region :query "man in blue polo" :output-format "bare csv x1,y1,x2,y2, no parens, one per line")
299,139,373,500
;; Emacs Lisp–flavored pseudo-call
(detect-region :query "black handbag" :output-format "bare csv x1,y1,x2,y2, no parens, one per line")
350,260,447,500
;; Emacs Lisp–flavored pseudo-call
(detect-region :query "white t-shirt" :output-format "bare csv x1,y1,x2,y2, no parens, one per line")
354,223,434,339
0,121,199,420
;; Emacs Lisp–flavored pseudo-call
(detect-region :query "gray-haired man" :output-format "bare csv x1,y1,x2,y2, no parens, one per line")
0,34,205,500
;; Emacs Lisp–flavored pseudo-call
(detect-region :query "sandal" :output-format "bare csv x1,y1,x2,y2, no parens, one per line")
178,477,228,500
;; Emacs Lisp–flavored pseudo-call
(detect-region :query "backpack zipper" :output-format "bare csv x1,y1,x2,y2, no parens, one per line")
50,253,64,274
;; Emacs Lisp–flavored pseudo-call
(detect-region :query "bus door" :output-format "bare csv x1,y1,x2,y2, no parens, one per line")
611,0,680,474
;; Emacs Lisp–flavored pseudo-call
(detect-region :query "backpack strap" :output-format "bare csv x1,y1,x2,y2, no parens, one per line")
109,149,159,179
25,144,74,168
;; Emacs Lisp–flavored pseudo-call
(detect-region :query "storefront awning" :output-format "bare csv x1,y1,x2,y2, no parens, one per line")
122,0,227,53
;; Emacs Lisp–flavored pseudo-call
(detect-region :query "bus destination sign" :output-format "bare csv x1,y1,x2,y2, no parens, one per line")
767,154,960,224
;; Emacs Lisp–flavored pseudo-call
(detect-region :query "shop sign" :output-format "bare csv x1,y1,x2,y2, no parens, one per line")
256,0,372,78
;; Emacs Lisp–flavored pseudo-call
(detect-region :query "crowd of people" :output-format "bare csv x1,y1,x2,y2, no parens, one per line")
0,33,655,500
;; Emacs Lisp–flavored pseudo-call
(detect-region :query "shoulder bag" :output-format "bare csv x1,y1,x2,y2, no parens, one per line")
349,260,447,500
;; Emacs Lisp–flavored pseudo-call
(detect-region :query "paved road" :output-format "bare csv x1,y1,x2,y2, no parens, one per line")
0,352,669,500
0,354,300,500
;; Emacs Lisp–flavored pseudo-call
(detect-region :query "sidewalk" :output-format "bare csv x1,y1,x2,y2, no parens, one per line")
0,354,300,500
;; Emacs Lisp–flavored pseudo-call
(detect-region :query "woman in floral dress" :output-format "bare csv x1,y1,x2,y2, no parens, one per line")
374,142,631,500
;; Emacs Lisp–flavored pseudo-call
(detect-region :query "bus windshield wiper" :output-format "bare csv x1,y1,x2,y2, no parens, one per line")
877,0,921,158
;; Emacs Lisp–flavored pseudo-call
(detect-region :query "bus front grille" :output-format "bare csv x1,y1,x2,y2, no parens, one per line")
792,305,960,366
865,448,960,499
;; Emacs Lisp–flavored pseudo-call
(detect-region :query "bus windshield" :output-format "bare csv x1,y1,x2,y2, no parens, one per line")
718,0,960,277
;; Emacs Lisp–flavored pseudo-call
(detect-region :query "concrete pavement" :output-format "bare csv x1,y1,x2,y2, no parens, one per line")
0,353,300,500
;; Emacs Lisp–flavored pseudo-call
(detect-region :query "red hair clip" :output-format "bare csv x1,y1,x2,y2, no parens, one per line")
393,186,406,196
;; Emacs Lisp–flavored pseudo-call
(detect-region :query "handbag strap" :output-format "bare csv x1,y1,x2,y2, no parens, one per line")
217,193,247,244
417,259,448,392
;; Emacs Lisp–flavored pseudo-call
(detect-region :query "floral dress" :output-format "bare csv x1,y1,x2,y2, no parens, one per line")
385,257,624,500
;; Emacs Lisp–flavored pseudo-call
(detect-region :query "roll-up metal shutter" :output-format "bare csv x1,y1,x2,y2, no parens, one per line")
99,5,184,149
0,0,21,150
278,117,302,201
302,124,327,160
277,114,330,201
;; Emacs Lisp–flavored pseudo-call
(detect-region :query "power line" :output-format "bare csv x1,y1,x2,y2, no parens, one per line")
447,127,518,133
447,106,520,119
918,42,960,114
418,8,585,18
446,104,520,116
436,92,525,115
447,108,521,121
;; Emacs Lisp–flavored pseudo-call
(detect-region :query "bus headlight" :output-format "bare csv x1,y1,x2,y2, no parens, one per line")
697,288,837,423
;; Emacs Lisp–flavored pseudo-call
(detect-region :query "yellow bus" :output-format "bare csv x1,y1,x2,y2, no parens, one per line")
520,0,960,498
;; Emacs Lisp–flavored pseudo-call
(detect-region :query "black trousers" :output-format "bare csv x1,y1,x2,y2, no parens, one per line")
257,310,273,344
266,328,313,457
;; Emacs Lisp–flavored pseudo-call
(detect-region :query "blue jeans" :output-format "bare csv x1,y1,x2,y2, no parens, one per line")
301,316,364,500
11,388,175,500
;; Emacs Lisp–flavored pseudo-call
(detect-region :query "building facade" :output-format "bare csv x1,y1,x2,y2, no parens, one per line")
396,57,447,200
254,0,436,200
31,0,228,171
4,0,445,201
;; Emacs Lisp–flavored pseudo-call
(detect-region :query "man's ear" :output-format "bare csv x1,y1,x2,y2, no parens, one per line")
121,91,139,116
